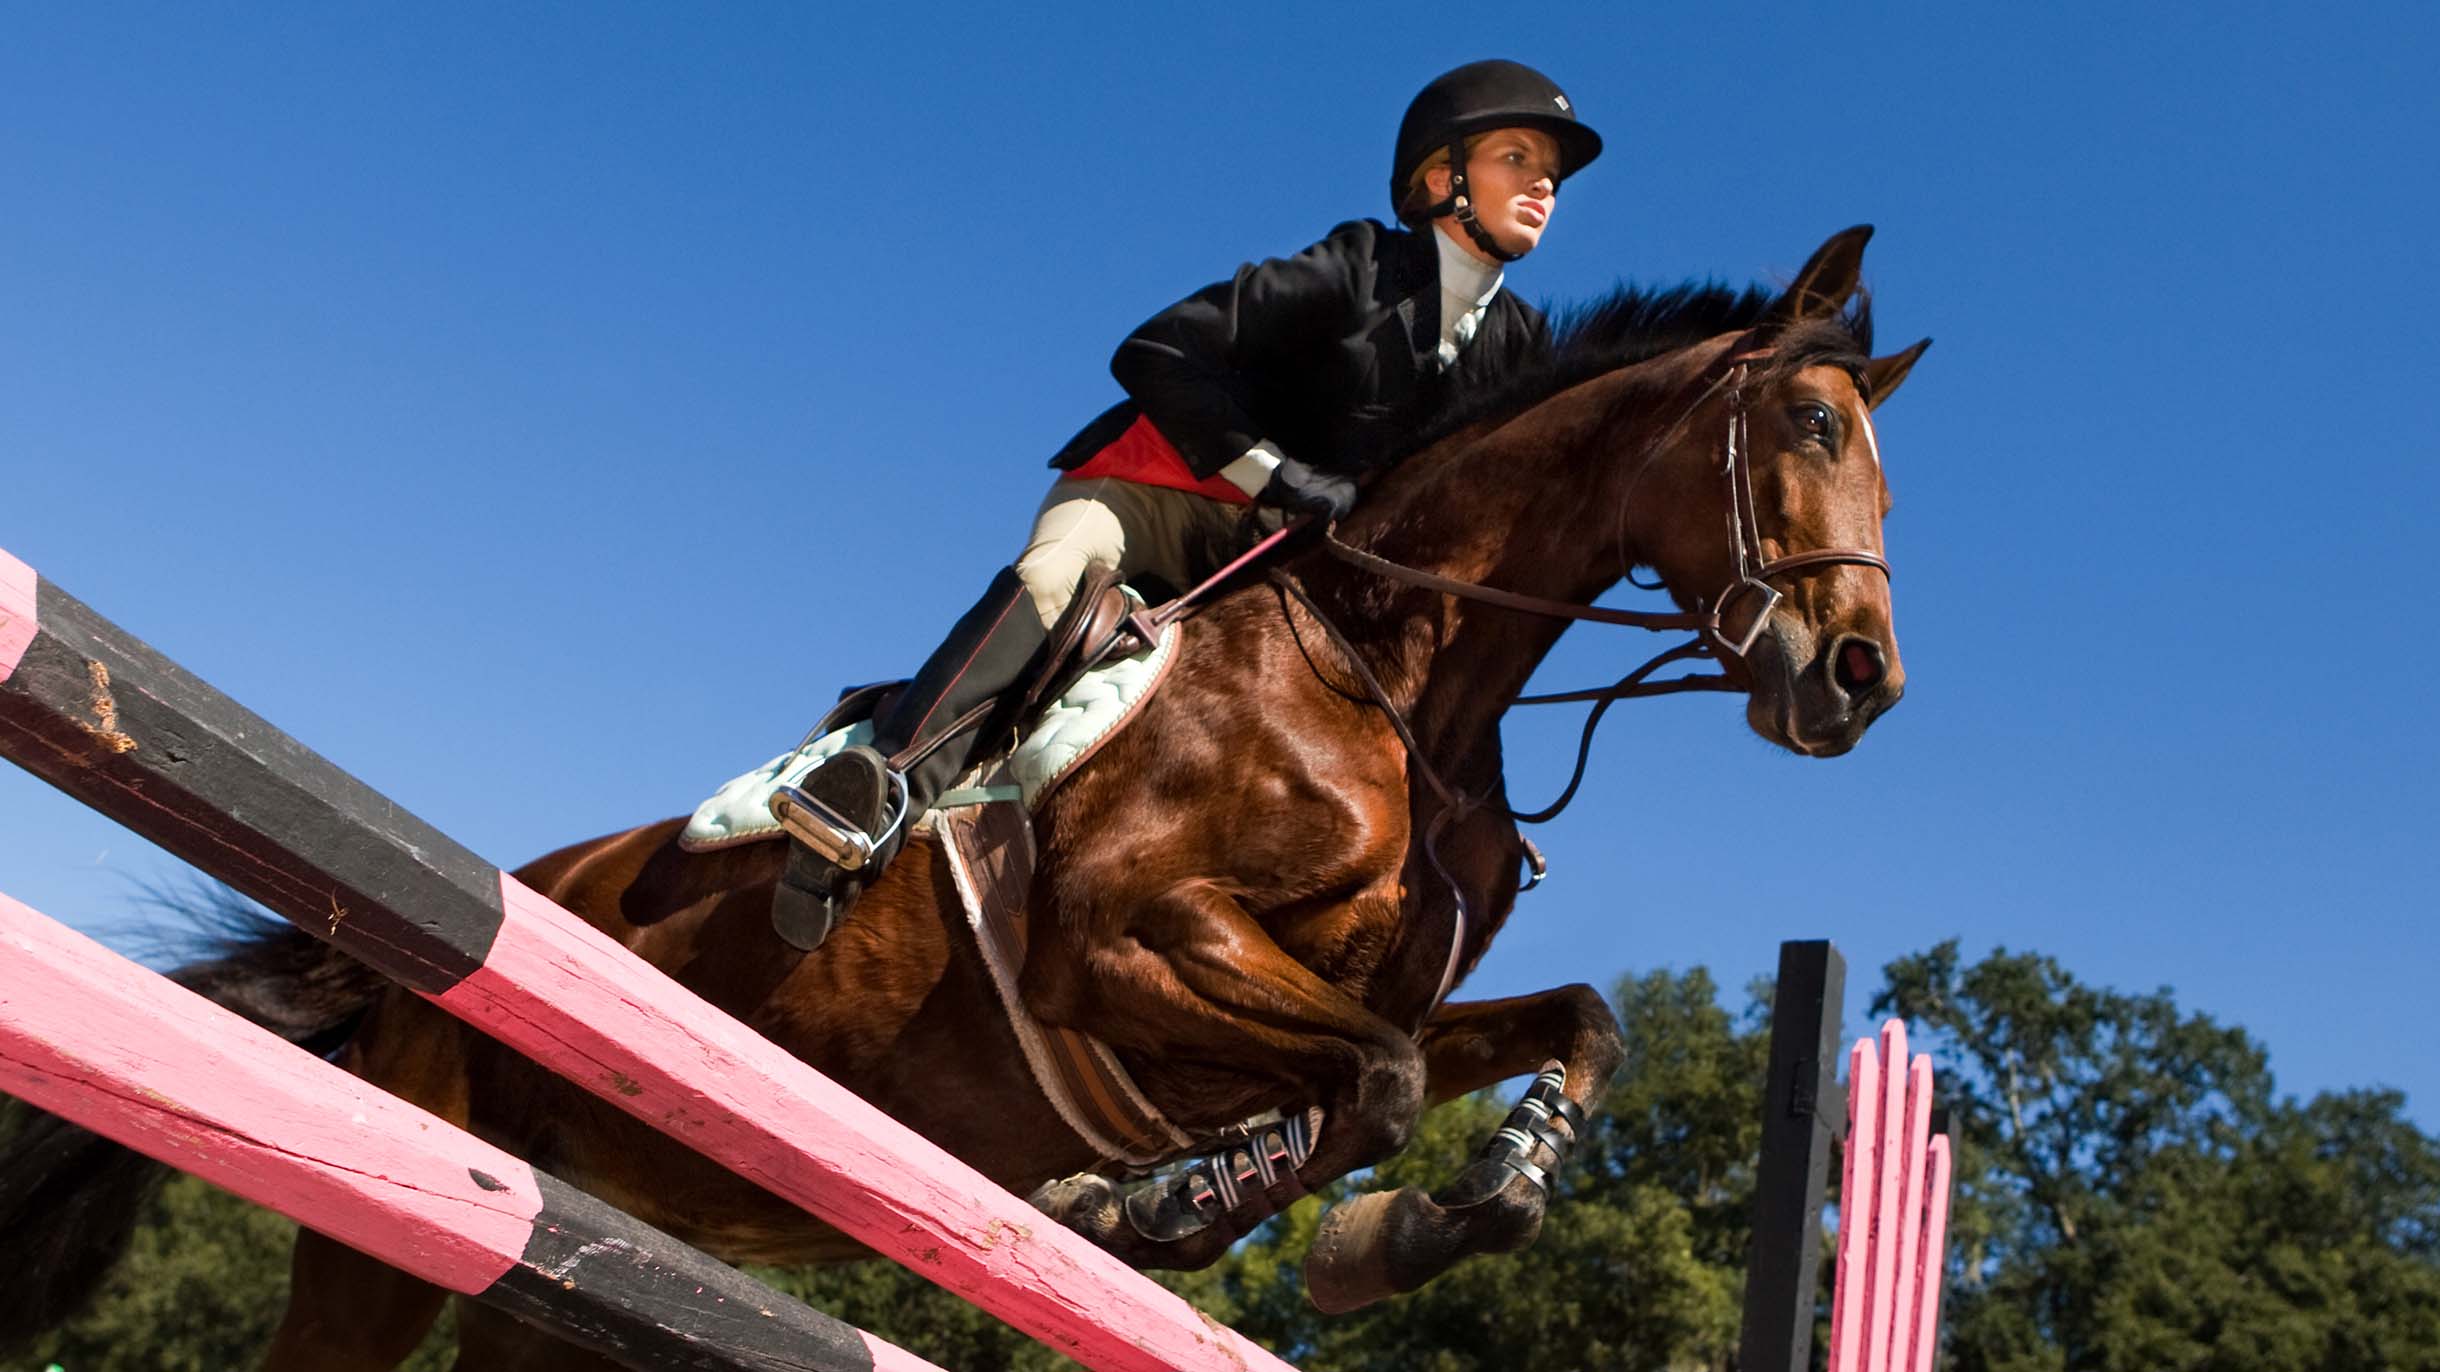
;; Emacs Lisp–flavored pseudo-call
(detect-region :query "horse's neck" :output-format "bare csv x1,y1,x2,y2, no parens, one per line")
1310,358,1697,762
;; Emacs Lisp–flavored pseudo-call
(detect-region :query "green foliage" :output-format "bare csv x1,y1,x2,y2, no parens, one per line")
1877,941,2440,1372
15,1171,454,1372
1196,970,1767,1372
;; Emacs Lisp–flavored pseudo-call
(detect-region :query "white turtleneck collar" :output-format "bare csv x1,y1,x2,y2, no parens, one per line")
1431,222,1505,367
1433,220,1505,309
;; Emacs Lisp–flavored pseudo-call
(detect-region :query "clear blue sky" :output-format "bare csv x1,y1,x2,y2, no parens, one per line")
4,6,2434,1126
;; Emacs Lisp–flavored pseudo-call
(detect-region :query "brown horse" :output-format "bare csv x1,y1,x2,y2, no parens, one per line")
17,227,1927,1369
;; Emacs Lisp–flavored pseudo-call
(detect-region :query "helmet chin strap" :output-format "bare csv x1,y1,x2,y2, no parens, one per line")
1435,138,1522,264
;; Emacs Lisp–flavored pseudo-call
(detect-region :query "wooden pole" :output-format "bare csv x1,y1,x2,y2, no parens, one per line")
1740,938,1847,1372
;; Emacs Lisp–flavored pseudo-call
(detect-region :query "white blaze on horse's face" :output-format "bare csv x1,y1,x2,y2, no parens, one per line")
1736,364,1904,759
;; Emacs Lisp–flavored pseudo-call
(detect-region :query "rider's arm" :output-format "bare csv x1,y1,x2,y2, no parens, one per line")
1108,221,1378,481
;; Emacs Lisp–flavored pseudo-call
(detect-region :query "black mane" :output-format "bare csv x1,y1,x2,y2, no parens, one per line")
1411,278,1876,455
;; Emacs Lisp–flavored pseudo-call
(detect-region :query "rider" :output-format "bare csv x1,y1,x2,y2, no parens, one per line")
775,60,1605,946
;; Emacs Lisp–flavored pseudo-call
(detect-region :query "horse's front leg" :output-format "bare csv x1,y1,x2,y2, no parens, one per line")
1026,880,1430,1273
1303,985,1625,1312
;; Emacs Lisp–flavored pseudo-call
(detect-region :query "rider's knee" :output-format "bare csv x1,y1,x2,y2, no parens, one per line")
1015,557,1082,629
1017,491,1129,628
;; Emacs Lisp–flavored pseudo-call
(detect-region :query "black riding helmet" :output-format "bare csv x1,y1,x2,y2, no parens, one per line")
1392,60,1604,263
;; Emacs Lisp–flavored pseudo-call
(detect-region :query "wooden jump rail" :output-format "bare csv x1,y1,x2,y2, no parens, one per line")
0,890,942,1372
0,545,1294,1372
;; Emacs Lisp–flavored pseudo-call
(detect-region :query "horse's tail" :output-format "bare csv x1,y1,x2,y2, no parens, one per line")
0,901,389,1351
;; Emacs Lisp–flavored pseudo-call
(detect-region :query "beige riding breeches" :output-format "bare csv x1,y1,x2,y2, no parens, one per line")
1013,477,1265,628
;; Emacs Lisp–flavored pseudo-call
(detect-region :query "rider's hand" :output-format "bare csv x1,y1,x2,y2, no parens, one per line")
1258,456,1358,522
1239,502,1290,545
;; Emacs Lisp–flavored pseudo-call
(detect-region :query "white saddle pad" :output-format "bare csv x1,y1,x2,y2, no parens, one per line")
680,620,1181,852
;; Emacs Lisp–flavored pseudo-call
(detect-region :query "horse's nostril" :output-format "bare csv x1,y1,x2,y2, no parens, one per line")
1832,637,1885,698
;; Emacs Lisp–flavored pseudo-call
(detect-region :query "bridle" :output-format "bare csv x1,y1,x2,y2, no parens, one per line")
1271,342,1894,1012
1318,346,1889,676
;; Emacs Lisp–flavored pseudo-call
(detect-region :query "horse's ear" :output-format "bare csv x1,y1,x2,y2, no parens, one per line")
1766,225,1875,327
1861,338,1931,410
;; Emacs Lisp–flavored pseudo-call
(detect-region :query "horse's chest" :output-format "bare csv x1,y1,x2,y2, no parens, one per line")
1275,887,1410,1001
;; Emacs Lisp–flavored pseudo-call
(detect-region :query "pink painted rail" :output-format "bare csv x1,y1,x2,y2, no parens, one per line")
0,544,1296,1372
0,888,941,1372
1826,1020,1954,1372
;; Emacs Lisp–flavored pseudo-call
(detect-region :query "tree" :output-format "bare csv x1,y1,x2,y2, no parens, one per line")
11,1165,456,1372
1877,941,2440,1372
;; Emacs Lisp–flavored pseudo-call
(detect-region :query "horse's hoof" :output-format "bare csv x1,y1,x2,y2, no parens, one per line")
1027,1173,1123,1243
1305,1188,1435,1314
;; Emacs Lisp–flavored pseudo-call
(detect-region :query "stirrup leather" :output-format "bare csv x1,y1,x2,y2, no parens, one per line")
768,768,910,873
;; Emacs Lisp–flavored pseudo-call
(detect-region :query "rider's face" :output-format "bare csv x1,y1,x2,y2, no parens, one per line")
1429,127,1563,262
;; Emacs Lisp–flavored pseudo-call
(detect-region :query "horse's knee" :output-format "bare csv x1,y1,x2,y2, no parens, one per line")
1555,981,1627,1084
1336,1036,1428,1166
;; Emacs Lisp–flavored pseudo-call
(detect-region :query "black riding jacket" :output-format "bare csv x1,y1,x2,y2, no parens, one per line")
1048,219,1548,479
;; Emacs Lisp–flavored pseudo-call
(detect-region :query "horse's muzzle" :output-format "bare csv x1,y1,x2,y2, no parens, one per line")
1746,627,1903,757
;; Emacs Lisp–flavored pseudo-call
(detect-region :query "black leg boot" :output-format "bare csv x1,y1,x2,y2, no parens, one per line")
771,567,1048,949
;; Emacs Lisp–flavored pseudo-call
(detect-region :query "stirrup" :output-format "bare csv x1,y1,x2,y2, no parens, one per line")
769,764,911,873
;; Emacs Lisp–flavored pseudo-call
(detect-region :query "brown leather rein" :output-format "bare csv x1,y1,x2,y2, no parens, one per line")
1303,350,1891,819
1272,350,1892,1012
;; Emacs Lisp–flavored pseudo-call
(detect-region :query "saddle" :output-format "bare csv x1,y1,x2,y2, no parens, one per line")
1021,562,1146,724
682,566,1201,1167
800,561,1147,769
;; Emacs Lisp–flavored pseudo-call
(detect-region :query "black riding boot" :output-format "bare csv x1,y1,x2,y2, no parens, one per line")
772,566,1048,949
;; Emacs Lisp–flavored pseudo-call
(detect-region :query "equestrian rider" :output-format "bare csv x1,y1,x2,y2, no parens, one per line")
775,60,1604,947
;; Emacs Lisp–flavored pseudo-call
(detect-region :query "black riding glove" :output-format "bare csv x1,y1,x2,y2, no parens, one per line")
1257,456,1358,522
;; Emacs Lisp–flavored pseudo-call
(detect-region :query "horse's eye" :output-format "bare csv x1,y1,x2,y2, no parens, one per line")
1794,403,1834,442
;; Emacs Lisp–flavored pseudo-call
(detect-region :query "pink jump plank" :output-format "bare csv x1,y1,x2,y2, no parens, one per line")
436,874,1295,1372
1888,1054,1934,1372
1864,1021,1910,1372
1827,1037,1880,1372
0,889,954,1372
0,892,537,1292
1909,1135,1954,1372
0,549,35,683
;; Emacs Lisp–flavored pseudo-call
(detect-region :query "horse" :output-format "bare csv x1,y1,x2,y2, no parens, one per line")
3,226,1926,1369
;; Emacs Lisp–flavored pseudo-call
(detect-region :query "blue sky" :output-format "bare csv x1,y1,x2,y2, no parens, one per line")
4,6,2434,1128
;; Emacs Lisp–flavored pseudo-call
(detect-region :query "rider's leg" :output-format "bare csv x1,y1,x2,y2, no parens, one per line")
770,565,1050,947
863,475,1248,814
773,479,1160,947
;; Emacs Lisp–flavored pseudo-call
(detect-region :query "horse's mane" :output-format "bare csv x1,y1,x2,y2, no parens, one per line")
1409,278,1878,457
